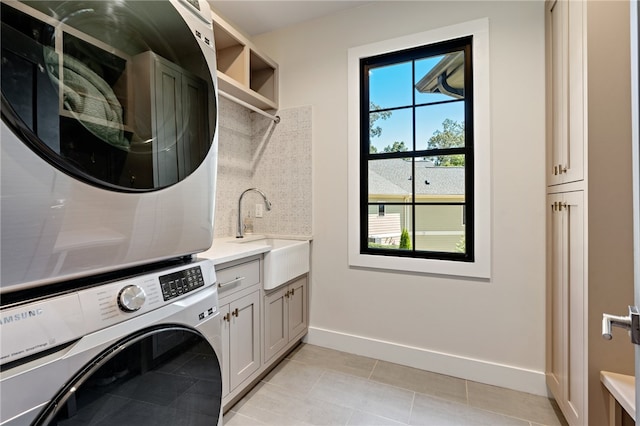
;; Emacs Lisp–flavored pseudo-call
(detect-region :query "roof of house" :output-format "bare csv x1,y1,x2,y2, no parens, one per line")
368,158,465,197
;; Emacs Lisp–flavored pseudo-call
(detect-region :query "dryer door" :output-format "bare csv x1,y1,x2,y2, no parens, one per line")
1,0,216,191
33,326,222,425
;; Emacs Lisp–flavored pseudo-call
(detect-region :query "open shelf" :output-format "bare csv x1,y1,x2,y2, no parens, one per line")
210,8,278,111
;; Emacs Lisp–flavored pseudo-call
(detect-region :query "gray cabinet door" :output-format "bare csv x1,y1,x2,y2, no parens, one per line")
264,285,288,362
151,57,208,187
229,290,261,391
288,277,308,341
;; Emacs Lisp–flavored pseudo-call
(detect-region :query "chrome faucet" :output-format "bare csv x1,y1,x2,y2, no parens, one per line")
237,188,272,238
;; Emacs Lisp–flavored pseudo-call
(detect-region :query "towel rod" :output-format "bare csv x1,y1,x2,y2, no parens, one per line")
218,90,281,124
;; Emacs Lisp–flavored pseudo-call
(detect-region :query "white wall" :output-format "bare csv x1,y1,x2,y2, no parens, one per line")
254,1,547,395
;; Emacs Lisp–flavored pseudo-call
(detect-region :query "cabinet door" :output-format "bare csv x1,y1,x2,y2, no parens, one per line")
288,277,308,340
153,61,182,187
264,286,288,363
220,303,230,398
547,0,584,186
229,290,261,391
180,74,209,178
546,191,585,426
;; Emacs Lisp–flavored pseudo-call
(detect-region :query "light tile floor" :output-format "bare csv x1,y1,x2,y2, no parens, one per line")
223,343,568,426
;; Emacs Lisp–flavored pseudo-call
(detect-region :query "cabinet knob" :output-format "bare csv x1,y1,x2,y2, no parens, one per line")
231,308,239,317
222,313,230,322
290,288,295,296
285,290,290,299
560,164,567,174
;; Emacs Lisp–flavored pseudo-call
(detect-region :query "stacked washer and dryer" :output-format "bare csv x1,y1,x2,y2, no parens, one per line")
0,1,223,424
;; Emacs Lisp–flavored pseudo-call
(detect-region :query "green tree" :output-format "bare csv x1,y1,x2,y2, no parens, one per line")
369,102,392,154
427,119,465,166
455,234,465,253
399,228,411,249
383,141,408,153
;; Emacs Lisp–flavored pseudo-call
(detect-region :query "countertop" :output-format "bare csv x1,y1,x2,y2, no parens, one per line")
197,235,311,265
601,371,635,421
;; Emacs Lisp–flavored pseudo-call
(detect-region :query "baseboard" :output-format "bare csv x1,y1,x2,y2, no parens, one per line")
305,326,550,397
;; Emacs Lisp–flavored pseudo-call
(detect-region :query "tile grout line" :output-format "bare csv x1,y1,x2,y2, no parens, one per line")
368,359,378,380
306,368,326,398
465,379,469,405
407,391,416,425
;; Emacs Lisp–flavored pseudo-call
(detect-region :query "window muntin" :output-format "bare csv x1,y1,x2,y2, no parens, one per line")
360,37,473,262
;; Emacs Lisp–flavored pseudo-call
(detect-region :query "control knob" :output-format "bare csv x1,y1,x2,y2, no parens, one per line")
117,285,146,312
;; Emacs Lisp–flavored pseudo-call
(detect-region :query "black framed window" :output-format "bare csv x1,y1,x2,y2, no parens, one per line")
360,36,474,262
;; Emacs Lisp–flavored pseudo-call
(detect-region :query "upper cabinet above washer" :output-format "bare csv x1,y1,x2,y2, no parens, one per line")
209,9,279,110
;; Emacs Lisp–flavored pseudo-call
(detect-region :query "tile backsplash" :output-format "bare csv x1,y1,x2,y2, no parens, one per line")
214,97,312,238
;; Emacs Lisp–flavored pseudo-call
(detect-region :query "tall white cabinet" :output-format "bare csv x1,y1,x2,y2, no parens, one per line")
545,1,635,425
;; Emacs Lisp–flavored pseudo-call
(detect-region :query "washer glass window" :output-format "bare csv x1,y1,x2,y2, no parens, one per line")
34,327,222,425
1,1,217,191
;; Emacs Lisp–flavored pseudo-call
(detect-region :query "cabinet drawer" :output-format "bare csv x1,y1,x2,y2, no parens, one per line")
216,258,260,298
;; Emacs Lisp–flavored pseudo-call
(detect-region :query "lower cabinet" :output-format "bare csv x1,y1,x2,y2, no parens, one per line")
215,253,309,412
220,290,261,397
264,276,308,363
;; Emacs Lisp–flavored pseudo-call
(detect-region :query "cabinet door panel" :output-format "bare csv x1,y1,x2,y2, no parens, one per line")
180,75,208,178
549,0,568,186
547,193,564,398
229,290,260,391
565,0,584,184
565,191,585,425
264,286,288,362
154,62,182,187
220,303,230,398
288,277,308,340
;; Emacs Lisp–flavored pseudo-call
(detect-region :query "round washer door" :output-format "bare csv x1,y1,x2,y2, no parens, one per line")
33,326,222,425
1,0,216,191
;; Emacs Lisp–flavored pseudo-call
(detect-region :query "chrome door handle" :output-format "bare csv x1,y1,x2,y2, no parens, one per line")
602,306,640,344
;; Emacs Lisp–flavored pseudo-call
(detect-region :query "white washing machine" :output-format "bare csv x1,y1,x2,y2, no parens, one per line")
1,0,219,293
0,258,223,426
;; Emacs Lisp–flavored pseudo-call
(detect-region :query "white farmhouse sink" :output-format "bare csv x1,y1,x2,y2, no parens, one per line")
233,237,310,290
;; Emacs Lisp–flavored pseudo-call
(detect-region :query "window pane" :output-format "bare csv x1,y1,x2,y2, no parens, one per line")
367,205,412,250
369,108,412,154
415,205,465,253
369,61,412,109
415,50,465,103
416,156,465,202
368,158,413,202
416,102,465,151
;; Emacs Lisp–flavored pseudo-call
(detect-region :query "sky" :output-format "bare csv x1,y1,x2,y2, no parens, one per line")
368,56,465,152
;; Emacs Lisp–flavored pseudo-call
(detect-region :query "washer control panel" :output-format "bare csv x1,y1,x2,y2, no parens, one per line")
78,259,215,332
1,259,216,366
159,266,205,301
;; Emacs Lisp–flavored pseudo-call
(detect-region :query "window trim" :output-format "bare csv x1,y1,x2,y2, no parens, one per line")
347,18,491,278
